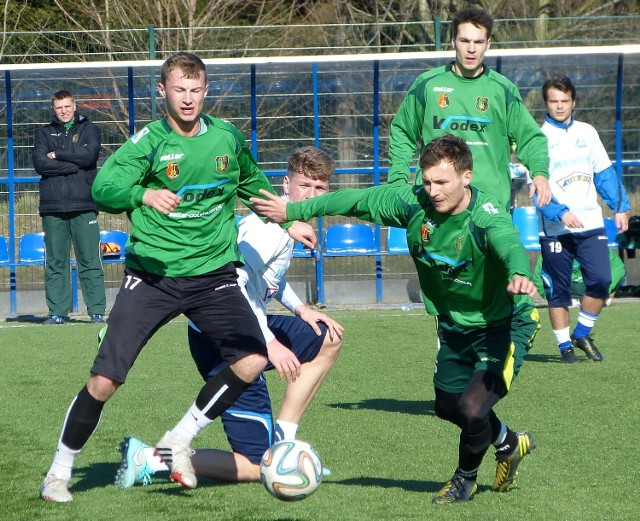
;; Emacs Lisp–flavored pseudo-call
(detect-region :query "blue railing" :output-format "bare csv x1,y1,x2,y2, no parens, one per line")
2,46,640,312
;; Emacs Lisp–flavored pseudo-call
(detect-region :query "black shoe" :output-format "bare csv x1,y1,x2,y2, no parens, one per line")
90,314,105,323
560,347,581,364
44,315,67,325
571,334,603,361
432,473,477,504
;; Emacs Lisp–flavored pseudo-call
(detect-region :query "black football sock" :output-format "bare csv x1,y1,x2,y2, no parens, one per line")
60,385,105,450
195,365,252,421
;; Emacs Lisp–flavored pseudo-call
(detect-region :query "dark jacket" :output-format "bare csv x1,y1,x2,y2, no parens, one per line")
32,114,101,215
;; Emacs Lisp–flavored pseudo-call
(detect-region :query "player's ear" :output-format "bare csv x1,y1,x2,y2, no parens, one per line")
462,169,473,186
157,83,165,97
282,174,290,196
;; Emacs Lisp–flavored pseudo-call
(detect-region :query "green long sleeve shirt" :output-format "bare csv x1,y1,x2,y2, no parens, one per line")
287,183,534,328
387,64,549,209
92,114,279,277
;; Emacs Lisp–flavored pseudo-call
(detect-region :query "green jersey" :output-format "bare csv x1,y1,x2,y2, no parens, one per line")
92,115,278,277
387,64,549,209
287,184,534,328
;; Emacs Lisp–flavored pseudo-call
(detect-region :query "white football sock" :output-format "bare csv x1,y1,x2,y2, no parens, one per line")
276,420,299,440
48,441,80,480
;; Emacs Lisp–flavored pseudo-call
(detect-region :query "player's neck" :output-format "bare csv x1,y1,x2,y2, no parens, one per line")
452,62,484,79
167,116,202,137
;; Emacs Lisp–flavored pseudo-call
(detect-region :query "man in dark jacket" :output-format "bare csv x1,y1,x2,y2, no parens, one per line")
32,90,106,324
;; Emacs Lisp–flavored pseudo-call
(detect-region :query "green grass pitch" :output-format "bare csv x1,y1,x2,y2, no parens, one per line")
2,302,639,520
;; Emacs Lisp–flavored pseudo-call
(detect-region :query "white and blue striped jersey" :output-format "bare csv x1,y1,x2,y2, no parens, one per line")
538,115,630,236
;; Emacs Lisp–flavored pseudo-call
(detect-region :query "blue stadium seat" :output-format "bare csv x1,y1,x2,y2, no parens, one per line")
100,229,128,263
0,236,9,266
603,217,620,249
292,241,315,258
387,226,409,255
512,206,541,252
0,237,9,266
324,223,378,256
19,232,46,265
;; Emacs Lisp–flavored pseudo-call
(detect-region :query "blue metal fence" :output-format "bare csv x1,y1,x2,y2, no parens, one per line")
1,46,640,313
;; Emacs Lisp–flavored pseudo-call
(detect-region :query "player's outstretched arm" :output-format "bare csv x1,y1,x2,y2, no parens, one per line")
251,189,289,223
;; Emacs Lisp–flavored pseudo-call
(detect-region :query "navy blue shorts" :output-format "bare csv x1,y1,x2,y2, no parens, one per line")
540,228,612,307
92,264,266,384
188,314,327,464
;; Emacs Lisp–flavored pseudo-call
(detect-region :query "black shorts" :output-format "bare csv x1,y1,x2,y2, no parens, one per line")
91,264,267,383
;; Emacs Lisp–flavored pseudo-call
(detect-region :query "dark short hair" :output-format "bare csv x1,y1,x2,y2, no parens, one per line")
452,8,494,40
419,134,473,174
160,52,207,86
542,76,576,102
51,90,73,105
287,146,335,182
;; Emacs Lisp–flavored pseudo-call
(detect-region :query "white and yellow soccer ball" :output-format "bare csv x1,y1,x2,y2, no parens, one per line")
260,440,323,501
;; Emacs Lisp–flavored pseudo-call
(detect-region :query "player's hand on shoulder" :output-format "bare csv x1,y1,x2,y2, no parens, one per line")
142,188,181,215
507,275,538,297
267,338,301,383
296,305,345,340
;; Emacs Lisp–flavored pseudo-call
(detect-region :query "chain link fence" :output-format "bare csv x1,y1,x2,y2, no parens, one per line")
1,16,640,63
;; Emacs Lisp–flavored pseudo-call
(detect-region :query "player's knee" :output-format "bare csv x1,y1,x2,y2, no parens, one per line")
319,335,342,364
231,353,268,383
87,374,119,402
457,397,488,433
585,278,611,299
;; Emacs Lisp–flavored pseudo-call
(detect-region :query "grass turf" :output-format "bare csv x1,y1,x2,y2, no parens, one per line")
1,302,639,520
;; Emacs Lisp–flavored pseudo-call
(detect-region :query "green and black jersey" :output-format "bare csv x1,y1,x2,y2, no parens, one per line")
387,64,549,209
93,115,278,277
286,184,534,328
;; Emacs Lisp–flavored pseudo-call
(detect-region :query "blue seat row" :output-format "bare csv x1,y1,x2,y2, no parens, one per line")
0,230,129,266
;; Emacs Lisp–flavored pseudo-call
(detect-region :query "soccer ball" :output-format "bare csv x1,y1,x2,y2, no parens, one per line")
260,440,323,501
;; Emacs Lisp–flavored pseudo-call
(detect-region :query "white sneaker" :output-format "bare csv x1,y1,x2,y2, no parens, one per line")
155,431,197,489
40,474,73,502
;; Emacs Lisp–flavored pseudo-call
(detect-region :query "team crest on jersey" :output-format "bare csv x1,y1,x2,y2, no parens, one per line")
455,237,464,252
421,223,433,244
72,134,79,143
476,97,489,112
166,162,180,180
216,155,230,173
438,93,449,109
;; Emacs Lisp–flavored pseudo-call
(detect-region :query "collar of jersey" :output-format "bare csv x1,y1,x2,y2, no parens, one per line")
545,113,574,130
